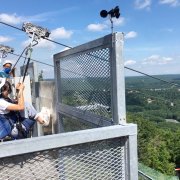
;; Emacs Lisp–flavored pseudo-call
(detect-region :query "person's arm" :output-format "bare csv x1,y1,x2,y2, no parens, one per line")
6,83,25,111
10,67,16,77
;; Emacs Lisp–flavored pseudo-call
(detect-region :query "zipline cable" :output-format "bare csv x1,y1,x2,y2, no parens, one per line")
0,21,72,48
125,66,180,88
126,87,173,105
2,21,179,125
0,21,22,31
11,52,54,67
43,37,72,48
1,21,180,89
10,46,28,71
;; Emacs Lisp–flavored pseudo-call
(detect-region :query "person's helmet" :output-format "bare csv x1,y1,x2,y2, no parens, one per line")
3,60,12,66
0,77,6,89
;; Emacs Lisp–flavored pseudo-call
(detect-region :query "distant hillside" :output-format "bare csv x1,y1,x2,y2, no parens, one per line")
125,74,180,89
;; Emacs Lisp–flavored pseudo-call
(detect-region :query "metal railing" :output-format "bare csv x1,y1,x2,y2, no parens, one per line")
138,170,153,180
0,124,137,180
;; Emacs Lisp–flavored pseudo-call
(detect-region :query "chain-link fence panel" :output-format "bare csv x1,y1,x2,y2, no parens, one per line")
0,137,126,180
59,48,111,120
54,32,126,129
61,114,96,132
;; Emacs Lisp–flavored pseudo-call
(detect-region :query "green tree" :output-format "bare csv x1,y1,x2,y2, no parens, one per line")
38,70,43,81
127,113,176,175
141,135,175,175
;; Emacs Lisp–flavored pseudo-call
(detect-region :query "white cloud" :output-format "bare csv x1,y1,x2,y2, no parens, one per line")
22,38,55,49
0,12,62,25
134,0,151,10
113,17,125,26
0,36,13,43
159,0,180,7
88,17,125,32
125,46,162,52
36,39,56,49
50,27,73,39
124,60,137,66
24,11,59,23
161,28,174,32
105,17,125,26
60,47,71,52
142,54,173,65
125,31,138,39
0,13,23,24
87,23,107,32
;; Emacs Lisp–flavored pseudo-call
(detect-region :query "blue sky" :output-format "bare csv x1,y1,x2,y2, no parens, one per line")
0,0,180,78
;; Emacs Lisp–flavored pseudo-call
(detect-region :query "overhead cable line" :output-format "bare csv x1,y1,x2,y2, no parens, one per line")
0,21,72,48
126,87,173,105
1,21,180,89
0,21,22,31
125,66,180,88
11,47,28,70
2,19,179,112
43,37,72,48
11,52,54,67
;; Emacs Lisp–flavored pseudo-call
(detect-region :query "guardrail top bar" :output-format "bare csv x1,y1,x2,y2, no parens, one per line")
0,124,137,158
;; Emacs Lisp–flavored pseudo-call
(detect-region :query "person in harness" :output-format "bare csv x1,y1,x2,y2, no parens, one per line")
0,78,50,140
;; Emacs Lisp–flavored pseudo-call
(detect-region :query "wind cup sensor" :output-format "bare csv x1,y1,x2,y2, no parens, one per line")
100,6,120,33
100,6,120,19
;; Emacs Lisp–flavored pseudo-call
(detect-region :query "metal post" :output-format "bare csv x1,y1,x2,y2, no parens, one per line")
32,62,43,136
110,32,126,124
127,133,138,180
54,60,63,133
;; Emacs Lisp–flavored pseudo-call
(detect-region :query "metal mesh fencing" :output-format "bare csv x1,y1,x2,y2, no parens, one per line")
0,137,126,180
61,114,96,132
59,48,112,120
54,33,126,128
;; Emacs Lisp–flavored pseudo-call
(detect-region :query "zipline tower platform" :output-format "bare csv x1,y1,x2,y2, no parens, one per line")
0,32,138,180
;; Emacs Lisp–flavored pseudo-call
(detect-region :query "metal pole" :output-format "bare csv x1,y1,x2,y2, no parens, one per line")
22,32,34,83
110,32,126,124
109,16,114,34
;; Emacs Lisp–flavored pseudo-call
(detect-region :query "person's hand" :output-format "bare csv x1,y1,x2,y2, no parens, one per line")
16,83,25,91
12,98,18,104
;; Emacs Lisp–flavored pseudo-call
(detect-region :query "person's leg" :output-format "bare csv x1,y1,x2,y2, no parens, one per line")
13,117,36,139
19,101,37,119
19,102,50,126
21,118,36,132
7,112,21,139
0,115,12,139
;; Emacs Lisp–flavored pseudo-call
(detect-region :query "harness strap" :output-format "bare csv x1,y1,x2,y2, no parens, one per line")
5,110,27,139
16,123,27,138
